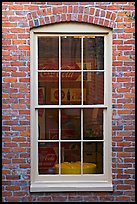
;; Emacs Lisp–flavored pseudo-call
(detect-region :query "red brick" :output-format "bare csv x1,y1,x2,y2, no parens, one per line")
2,40,11,44
12,159,26,163
124,94,135,98
11,72,26,77
3,78,17,83
117,45,132,50
12,104,26,109
117,152,131,157
20,132,30,136
117,88,130,92
12,126,26,131
18,34,30,38
2,192,12,197
2,93,9,98
118,110,132,114
117,78,131,82
124,40,135,44
12,40,26,44
124,28,135,33
124,104,135,109
14,192,28,196
4,143,18,147
6,186,20,191
6,175,20,180
3,159,11,164
113,40,123,44
2,22,17,27
20,164,30,168
89,8,94,15
116,196,131,201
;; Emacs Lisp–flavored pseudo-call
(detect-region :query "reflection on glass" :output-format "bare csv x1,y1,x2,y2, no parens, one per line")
83,72,104,105
83,36,104,70
55,142,81,174
61,36,81,70
38,37,59,70
61,72,81,105
38,109,59,140
61,109,81,140
38,142,59,174
83,109,103,140
83,142,103,174
38,72,59,105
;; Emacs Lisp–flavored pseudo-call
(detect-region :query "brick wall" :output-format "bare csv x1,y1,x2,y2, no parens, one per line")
2,2,135,202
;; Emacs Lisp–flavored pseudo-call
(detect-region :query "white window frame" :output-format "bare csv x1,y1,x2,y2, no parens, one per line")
30,23,113,192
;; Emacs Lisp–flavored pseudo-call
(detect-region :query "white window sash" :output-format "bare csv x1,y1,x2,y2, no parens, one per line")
30,23,112,192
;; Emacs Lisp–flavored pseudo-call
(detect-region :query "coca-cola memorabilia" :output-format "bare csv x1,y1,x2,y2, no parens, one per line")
38,144,58,174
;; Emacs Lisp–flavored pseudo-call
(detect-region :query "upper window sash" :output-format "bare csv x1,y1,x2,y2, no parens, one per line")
35,34,107,107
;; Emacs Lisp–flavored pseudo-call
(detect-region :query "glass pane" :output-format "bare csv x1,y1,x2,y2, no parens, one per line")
38,72,59,105
38,142,59,174
83,72,104,105
83,36,104,70
83,142,103,174
61,72,81,105
61,36,81,70
55,142,81,174
83,109,103,140
38,36,59,70
38,109,59,140
61,109,81,140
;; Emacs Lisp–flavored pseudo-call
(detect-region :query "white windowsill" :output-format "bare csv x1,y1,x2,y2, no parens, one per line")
30,182,113,192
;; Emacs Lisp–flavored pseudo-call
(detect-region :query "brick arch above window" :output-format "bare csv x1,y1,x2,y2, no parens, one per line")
27,5,117,29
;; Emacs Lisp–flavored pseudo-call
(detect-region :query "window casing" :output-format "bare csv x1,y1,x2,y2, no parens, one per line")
30,23,113,192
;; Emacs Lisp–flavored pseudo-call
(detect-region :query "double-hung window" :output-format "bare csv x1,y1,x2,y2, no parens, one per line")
30,23,113,192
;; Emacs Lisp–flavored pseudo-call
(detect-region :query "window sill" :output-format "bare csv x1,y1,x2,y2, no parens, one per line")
30,182,113,192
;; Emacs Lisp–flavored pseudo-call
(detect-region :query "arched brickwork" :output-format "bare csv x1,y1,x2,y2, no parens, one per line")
27,5,117,29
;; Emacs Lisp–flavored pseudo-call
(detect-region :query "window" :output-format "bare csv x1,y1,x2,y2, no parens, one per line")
30,23,113,192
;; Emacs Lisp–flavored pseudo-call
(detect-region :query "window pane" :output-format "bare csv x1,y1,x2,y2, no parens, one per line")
61,36,81,70
38,37,59,70
38,142,59,174
83,72,104,105
83,36,104,70
83,108,103,140
61,109,81,140
61,72,81,105
38,109,59,140
83,142,103,174
55,142,81,174
38,72,59,105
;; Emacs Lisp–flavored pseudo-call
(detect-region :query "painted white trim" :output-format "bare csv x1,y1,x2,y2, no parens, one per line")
35,105,108,109
30,22,113,192
30,182,113,192
31,22,111,33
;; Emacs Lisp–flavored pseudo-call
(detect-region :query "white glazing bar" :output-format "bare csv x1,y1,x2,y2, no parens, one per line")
59,36,61,175
103,36,106,174
81,109,83,175
81,36,83,105
81,36,84,175
37,140,104,142
59,36,61,106
37,70,105,72
36,35,38,106
38,70,59,72
36,34,107,37
36,36,39,174
36,111,39,175
59,109,61,175
35,105,108,109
